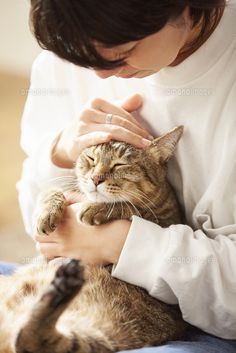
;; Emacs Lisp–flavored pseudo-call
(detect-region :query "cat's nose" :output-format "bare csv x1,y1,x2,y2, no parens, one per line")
91,174,105,186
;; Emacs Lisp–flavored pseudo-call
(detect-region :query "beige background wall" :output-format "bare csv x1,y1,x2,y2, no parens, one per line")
0,0,41,263
0,0,41,76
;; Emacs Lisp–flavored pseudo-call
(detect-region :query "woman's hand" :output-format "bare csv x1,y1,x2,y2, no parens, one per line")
51,94,153,168
35,205,131,265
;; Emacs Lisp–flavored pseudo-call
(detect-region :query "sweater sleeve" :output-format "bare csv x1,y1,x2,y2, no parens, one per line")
17,51,76,236
17,51,127,236
112,215,236,339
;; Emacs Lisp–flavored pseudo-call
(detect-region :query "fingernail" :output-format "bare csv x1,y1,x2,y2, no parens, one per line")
141,138,152,147
148,135,154,140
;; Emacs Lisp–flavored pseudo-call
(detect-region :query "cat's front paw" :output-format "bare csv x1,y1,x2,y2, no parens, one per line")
36,192,67,235
36,199,66,235
36,209,61,236
79,203,107,225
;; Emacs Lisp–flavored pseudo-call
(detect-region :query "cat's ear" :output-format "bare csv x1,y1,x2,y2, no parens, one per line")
147,126,184,164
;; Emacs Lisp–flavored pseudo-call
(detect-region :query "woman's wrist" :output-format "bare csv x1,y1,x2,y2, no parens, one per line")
51,132,75,169
101,220,131,265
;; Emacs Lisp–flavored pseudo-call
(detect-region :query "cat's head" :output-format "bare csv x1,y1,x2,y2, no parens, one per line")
75,126,183,204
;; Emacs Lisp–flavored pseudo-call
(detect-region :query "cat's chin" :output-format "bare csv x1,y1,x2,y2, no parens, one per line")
86,191,114,203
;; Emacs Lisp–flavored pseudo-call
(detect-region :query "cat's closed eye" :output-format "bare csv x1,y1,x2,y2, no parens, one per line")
86,155,94,163
113,163,127,168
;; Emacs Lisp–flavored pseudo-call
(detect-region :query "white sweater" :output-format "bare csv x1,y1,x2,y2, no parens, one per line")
18,0,236,339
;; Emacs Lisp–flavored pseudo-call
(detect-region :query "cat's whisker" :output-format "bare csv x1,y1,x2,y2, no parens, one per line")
119,194,142,218
126,199,142,218
105,203,112,219
60,182,79,189
42,180,79,192
121,190,158,223
124,193,154,215
104,198,113,218
50,186,79,195
121,201,124,219
123,190,159,223
77,175,88,181
123,189,156,211
120,197,135,218
106,202,115,219
64,188,82,195
46,175,76,181
126,189,158,210
57,184,79,192
102,190,117,219
42,175,76,186
58,181,78,186
66,191,83,200
125,202,135,217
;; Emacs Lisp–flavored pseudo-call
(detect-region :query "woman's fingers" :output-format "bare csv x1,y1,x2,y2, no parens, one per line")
35,233,58,243
36,242,62,259
121,94,143,113
51,95,152,168
76,128,152,151
71,131,113,157
90,96,144,127
100,125,152,148
81,112,152,140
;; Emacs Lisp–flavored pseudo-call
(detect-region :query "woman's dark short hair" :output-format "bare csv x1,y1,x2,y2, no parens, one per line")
30,0,226,70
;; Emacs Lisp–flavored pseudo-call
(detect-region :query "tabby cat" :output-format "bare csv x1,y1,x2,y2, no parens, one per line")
0,126,189,353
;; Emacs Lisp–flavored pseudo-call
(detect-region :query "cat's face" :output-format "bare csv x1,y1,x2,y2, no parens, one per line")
74,126,183,205
75,142,155,204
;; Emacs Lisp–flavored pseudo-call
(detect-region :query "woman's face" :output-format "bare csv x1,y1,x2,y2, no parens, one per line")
95,8,192,79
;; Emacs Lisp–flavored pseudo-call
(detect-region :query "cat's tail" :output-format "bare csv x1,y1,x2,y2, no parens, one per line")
15,259,112,353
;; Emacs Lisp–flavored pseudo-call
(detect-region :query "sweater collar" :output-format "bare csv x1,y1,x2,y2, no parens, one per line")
145,0,236,87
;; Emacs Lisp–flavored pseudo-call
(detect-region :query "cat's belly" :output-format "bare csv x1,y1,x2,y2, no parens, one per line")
0,261,187,352
58,265,187,347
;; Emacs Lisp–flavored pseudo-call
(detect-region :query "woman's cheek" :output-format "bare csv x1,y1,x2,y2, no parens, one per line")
135,50,177,71
126,55,153,70
127,48,166,70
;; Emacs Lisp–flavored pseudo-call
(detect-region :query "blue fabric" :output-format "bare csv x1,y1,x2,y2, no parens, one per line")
0,262,18,275
119,331,236,353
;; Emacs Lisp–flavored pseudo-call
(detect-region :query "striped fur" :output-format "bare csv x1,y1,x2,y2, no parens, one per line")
0,126,190,353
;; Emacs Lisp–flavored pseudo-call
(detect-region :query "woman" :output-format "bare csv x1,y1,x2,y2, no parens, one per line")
17,0,236,352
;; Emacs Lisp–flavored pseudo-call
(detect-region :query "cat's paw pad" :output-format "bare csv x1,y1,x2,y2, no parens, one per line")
51,259,85,305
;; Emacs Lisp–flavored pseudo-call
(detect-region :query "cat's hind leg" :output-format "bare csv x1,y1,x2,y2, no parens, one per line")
15,259,83,353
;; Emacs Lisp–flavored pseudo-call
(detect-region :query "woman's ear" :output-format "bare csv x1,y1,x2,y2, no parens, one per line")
147,126,184,164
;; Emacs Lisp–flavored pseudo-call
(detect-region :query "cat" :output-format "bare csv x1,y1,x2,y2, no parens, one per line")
0,125,190,353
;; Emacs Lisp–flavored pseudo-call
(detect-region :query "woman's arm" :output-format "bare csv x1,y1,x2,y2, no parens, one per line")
112,216,236,340
18,51,151,236
18,51,76,235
